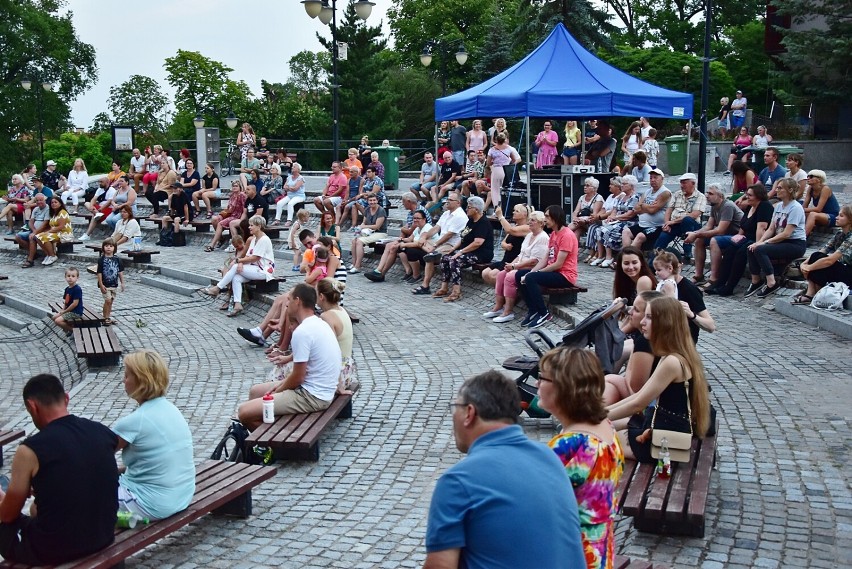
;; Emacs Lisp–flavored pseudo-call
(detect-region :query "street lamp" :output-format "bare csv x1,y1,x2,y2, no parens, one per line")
193,110,238,130
21,77,54,169
302,0,375,161
682,65,691,91
420,40,468,97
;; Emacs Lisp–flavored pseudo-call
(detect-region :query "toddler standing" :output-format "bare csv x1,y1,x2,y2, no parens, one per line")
97,238,126,324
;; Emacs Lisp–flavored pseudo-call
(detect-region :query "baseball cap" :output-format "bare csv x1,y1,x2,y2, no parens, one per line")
46,160,57,166
679,172,697,182
649,168,665,177
736,89,742,94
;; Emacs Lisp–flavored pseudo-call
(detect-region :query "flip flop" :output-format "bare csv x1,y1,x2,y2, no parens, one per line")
227,307,244,317
791,294,812,305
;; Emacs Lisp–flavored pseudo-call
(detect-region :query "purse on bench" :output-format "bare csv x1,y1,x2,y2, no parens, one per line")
650,380,693,463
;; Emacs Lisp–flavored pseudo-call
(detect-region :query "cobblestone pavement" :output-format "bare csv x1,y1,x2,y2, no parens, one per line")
0,171,849,568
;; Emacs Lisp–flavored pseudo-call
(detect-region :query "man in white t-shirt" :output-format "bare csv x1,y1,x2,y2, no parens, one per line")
411,191,469,294
129,148,146,193
237,284,341,430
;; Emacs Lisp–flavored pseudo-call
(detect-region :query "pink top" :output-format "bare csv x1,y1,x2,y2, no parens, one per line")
734,134,751,146
325,173,348,197
549,226,579,285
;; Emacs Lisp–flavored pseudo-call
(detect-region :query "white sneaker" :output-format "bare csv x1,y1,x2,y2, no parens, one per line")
348,267,360,274
600,259,614,268
493,314,516,323
93,212,105,220
225,244,236,253
80,233,91,241
590,257,603,266
482,310,503,318
43,256,57,266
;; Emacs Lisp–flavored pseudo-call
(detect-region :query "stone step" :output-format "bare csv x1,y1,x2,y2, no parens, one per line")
0,303,32,331
139,275,199,297
0,294,51,319
773,297,852,340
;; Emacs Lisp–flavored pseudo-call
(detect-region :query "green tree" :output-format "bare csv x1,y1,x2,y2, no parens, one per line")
388,0,495,92
44,132,113,174
512,0,618,56
474,10,516,81
107,75,170,134
716,22,773,114
90,112,113,133
286,50,331,106
598,45,735,123
317,0,389,141
602,0,765,53
0,0,96,177
772,0,852,103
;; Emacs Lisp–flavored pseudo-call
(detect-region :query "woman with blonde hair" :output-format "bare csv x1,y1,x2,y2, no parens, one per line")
112,350,195,520
61,158,88,213
317,278,357,394
562,120,582,165
607,296,712,462
536,347,624,569
491,117,509,146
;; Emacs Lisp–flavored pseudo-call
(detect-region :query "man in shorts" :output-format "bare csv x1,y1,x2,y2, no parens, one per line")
313,162,348,219
237,284,341,430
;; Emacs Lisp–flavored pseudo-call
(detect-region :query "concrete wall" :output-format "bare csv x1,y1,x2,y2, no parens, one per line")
658,139,852,173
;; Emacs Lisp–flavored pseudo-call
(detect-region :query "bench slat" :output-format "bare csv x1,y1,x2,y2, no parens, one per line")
52,461,275,569
615,458,638,511
277,412,321,447
685,423,718,529
297,395,353,447
621,462,654,516
663,440,700,522
248,413,301,444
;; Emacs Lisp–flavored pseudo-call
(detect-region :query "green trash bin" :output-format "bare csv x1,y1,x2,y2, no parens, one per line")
774,145,804,165
664,135,688,176
374,146,402,190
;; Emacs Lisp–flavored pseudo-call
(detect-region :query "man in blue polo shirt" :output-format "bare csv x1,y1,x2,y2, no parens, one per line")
423,371,585,569
760,147,788,199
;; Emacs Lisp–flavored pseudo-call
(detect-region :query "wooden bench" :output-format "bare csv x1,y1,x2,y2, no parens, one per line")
0,461,276,569
190,220,212,233
122,249,160,264
0,429,25,468
541,285,588,306
48,301,105,327
73,326,122,367
616,421,718,538
4,236,81,254
264,226,281,240
246,276,287,294
245,387,358,462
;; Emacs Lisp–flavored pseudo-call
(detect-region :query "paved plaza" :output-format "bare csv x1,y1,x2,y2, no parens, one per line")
0,170,850,568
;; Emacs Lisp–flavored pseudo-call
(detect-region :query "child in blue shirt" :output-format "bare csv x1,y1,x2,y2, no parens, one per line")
97,238,125,325
54,266,83,335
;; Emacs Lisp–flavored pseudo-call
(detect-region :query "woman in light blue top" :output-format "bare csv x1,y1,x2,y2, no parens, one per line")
272,162,306,227
113,350,195,520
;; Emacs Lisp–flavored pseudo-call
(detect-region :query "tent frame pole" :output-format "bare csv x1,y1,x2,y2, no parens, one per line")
525,116,531,206
686,119,692,173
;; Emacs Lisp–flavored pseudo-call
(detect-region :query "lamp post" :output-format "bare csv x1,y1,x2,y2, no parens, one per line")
302,0,375,162
193,110,239,175
682,65,691,92
21,78,54,169
420,40,469,97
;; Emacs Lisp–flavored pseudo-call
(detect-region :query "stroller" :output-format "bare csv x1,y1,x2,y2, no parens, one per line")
503,299,627,418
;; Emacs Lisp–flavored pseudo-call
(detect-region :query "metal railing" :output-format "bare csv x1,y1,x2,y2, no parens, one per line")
170,138,432,174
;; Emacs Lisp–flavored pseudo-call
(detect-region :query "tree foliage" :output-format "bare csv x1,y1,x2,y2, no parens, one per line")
0,0,95,178
716,22,773,114
107,75,170,134
44,131,113,175
90,112,113,133
317,0,389,140
772,0,852,103
512,0,618,56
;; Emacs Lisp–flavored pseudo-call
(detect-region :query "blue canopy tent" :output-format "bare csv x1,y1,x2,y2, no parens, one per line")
435,23,693,121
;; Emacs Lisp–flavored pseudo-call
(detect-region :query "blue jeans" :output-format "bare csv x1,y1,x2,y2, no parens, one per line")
731,114,745,129
452,150,465,167
518,271,572,317
654,216,701,257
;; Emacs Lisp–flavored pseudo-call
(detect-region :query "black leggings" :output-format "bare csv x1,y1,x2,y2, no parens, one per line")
145,186,168,215
747,239,807,277
807,252,852,287
717,240,752,288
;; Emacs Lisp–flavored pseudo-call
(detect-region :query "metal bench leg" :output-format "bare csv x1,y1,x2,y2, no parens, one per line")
213,489,253,518
338,399,354,419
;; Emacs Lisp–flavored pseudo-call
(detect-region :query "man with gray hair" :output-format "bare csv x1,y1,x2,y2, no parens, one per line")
365,192,429,282
653,172,706,261
412,191,468,295
431,196,494,301
423,370,585,568
684,184,743,284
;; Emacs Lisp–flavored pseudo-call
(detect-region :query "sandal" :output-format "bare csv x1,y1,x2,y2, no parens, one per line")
444,292,462,303
219,302,231,310
204,245,214,252
432,289,449,298
692,275,706,284
227,307,244,318
21,260,34,268
791,293,812,305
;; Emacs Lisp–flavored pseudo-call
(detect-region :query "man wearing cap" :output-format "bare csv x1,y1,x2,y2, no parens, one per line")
623,168,672,251
654,172,707,262
41,160,61,192
731,90,747,129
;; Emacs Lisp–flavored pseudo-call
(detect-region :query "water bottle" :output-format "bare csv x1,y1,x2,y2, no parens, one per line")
262,393,275,424
133,236,142,251
116,510,149,529
657,437,672,479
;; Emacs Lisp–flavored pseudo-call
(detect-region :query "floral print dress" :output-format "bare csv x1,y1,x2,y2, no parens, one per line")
549,429,624,569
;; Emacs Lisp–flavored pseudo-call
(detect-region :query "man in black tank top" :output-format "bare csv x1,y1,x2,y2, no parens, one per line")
0,374,118,565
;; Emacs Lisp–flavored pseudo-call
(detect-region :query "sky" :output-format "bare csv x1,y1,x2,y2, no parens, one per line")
67,0,393,129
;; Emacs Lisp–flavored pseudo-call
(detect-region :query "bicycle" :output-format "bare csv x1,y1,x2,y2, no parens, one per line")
221,140,239,176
